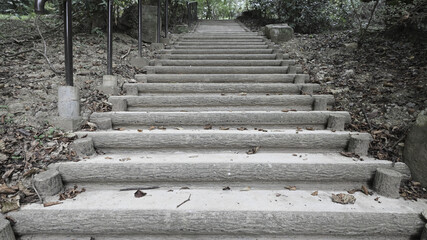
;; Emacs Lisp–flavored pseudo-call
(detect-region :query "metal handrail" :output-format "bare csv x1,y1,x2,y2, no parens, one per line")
35,0,194,86
187,1,197,26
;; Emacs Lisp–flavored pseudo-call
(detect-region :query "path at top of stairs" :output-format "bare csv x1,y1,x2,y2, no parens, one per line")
7,20,427,240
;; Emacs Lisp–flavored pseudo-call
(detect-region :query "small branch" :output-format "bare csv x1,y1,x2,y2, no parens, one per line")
119,186,160,191
31,175,43,204
34,17,61,75
362,106,372,131
120,47,132,60
176,194,191,208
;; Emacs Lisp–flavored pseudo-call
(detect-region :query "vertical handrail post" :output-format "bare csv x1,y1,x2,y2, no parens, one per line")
64,0,73,86
157,0,161,43
107,0,113,75
187,1,190,26
138,0,142,57
165,0,168,38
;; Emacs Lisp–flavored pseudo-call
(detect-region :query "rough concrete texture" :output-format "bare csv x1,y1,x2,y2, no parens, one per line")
264,24,294,43
108,97,127,111
142,5,160,43
75,130,367,151
90,111,349,129
52,116,82,132
90,117,112,130
0,216,15,240
124,85,138,96
403,110,427,186
129,56,149,69
8,189,427,237
57,86,80,119
373,168,403,198
348,134,371,156
144,66,289,74
55,153,409,189
33,169,64,198
98,75,119,95
162,54,278,60
71,137,95,156
327,114,347,131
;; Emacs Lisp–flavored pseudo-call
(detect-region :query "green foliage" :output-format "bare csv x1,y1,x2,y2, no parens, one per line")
0,0,33,15
194,0,244,20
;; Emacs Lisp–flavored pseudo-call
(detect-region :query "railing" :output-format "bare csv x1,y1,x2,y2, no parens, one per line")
34,0,194,86
187,1,198,26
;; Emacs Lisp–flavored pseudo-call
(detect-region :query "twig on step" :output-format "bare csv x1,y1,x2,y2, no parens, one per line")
119,186,160,191
176,194,191,208
31,175,43,204
361,106,372,131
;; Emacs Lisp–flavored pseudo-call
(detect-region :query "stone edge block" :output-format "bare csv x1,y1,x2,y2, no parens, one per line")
327,114,347,131
52,116,83,132
91,117,112,130
71,137,95,156
109,97,128,111
0,216,15,240
348,134,371,156
98,75,119,95
313,97,327,111
373,168,402,199
135,74,148,83
124,85,139,96
33,169,64,198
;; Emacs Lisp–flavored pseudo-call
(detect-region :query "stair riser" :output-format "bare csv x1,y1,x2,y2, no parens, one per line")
178,39,265,42
109,95,334,108
153,60,293,66
57,162,409,189
168,49,274,54
173,45,269,49
180,37,265,40
76,131,356,151
145,66,289,74
135,74,307,83
162,54,280,60
10,210,423,237
90,111,344,129
177,42,267,45
124,83,315,93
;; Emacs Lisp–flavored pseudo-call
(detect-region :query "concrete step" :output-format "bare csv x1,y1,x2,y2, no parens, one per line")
53,153,409,190
178,39,264,42
123,83,316,94
166,49,274,54
177,41,267,45
173,45,269,49
152,59,294,66
74,129,365,152
144,66,289,74
108,95,334,111
162,54,281,60
135,74,308,83
179,34,265,39
9,189,426,238
90,110,347,129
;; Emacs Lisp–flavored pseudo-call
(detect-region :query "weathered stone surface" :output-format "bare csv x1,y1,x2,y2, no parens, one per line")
149,43,165,51
373,168,402,198
142,5,160,43
33,169,64,198
264,24,294,43
71,137,95,156
52,116,82,132
58,86,80,119
0,216,15,240
129,56,149,70
403,110,427,186
98,75,119,95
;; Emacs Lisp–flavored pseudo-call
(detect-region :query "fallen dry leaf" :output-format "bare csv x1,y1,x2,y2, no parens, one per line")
137,129,143,132
158,126,166,130
119,157,131,162
281,109,289,112
0,195,20,213
332,193,356,204
105,157,113,159
134,190,147,198
240,187,251,191
361,185,369,195
43,201,63,207
204,124,212,130
148,126,156,130
246,146,260,155
114,127,126,131
311,191,318,196
306,127,314,130
222,186,231,191
180,187,190,190
0,184,17,194
275,193,281,197
219,127,230,130
237,127,247,131
285,186,297,191
59,185,86,201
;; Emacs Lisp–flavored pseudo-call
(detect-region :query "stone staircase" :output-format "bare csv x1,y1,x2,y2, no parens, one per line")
7,20,426,239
